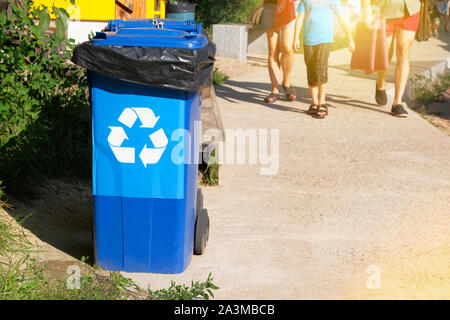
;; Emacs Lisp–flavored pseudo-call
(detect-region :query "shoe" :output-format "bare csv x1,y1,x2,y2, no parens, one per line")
375,88,387,106
307,104,319,115
391,104,408,117
313,104,328,119
264,92,279,104
282,84,296,102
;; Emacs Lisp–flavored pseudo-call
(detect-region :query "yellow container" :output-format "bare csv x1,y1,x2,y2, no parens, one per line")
33,0,114,21
147,0,165,19
33,0,165,21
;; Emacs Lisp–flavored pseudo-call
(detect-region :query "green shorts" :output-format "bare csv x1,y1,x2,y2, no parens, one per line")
303,43,332,87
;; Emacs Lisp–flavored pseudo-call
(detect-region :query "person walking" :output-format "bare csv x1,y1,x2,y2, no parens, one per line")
435,0,450,33
429,0,444,37
293,0,355,118
261,0,300,103
362,0,421,118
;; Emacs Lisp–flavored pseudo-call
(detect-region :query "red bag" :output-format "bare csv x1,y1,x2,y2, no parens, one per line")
351,19,389,75
273,0,296,30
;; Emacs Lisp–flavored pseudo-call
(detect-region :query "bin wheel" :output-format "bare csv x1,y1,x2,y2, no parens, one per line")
194,208,209,255
196,188,203,217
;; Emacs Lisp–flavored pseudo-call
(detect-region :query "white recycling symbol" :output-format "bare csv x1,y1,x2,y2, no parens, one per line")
108,107,168,167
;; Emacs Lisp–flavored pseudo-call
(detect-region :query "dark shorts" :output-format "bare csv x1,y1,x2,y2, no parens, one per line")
303,43,332,87
385,12,420,37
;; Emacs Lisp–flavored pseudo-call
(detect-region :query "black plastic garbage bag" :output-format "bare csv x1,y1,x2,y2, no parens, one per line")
72,41,216,93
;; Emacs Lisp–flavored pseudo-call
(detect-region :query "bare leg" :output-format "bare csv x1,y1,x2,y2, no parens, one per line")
266,28,281,94
309,86,319,105
318,83,327,105
434,18,440,36
376,34,394,90
393,29,416,105
280,26,295,88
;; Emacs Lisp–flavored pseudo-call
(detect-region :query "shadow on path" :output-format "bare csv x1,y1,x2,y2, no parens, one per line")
4,180,94,264
331,59,447,84
215,80,393,116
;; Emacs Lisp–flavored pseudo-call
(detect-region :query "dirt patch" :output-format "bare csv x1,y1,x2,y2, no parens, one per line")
2,179,94,265
422,111,450,136
412,99,450,136
410,73,450,136
0,207,83,281
37,259,94,282
0,178,97,283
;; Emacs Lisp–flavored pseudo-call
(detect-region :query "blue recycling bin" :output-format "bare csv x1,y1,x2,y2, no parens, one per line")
81,20,212,273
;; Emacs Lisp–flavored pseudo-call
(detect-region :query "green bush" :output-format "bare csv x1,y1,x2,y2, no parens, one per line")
189,0,261,29
148,273,219,300
212,68,229,85
413,73,450,106
200,161,219,186
0,0,91,194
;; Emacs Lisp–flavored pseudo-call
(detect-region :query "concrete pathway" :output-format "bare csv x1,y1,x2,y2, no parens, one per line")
125,35,450,299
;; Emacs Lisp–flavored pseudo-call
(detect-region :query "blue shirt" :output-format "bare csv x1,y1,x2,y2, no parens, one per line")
297,0,344,46
436,1,448,15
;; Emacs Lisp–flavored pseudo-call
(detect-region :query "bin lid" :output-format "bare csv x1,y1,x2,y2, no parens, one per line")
92,23,207,49
107,19,200,33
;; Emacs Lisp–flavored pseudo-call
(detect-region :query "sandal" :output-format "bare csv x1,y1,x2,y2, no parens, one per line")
264,92,279,104
313,104,328,119
282,84,296,101
307,104,319,115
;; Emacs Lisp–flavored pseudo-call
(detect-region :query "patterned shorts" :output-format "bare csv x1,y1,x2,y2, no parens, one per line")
303,43,332,87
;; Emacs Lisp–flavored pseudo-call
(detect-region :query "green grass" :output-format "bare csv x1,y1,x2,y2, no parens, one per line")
201,162,220,186
213,68,229,85
0,226,27,257
148,273,219,300
0,210,31,256
413,73,450,106
200,148,220,186
0,181,4,208
0,256,219,300
0,256,141,300
0,213,219,300
248,62,266,68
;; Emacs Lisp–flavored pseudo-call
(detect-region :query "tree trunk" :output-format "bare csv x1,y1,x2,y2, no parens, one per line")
2,0,26,17
0,0,8,13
